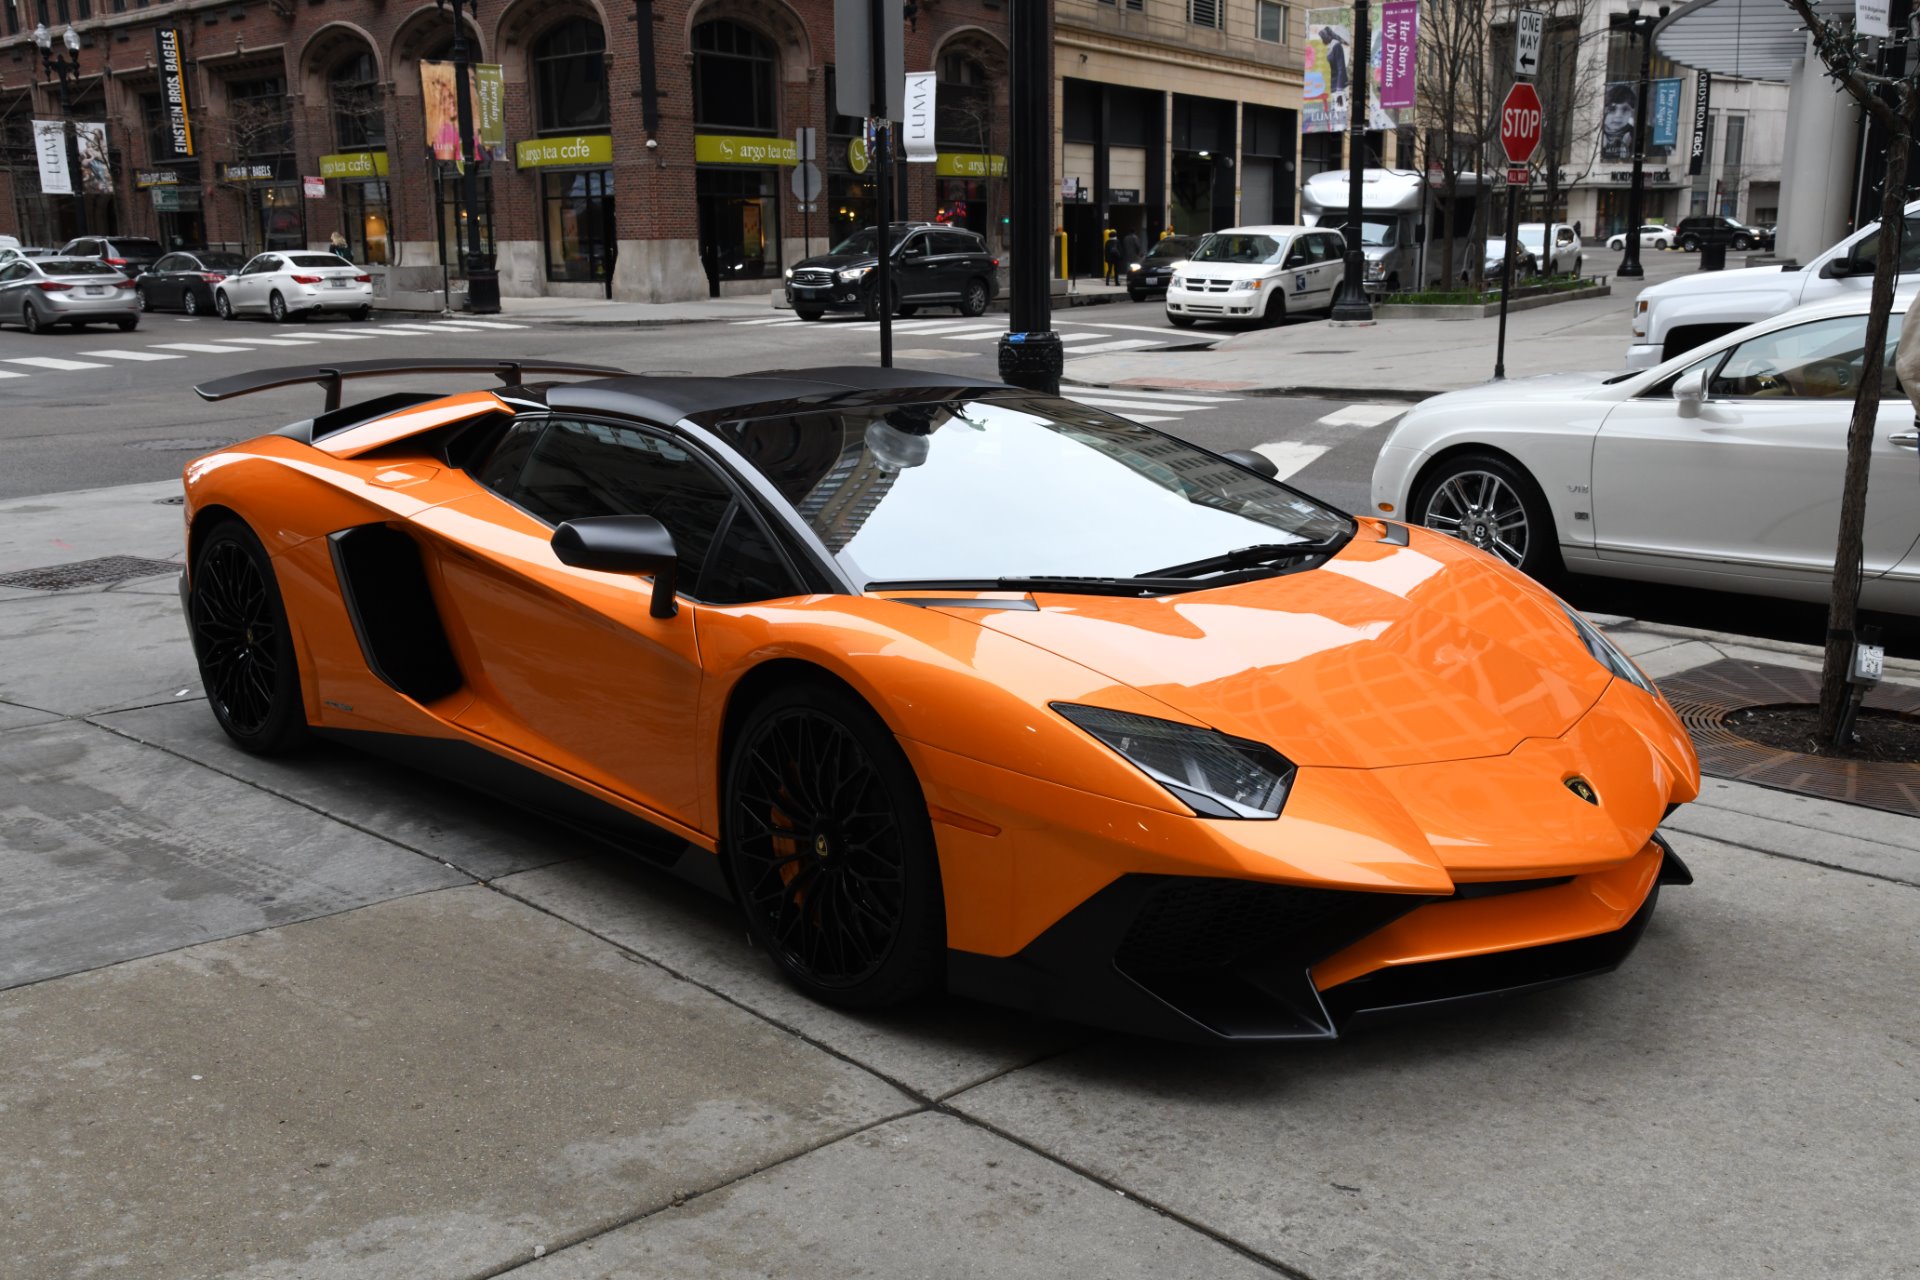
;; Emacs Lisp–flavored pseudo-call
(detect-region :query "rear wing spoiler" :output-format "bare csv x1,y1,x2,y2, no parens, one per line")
193,358,629,412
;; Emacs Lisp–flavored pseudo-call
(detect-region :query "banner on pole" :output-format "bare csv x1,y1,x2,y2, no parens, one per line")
421,61,506,164
155,28,194,158
1650,77,1683,149
33,120,72,195
1378,0,1419,111
902,71,937,161
75,122,112,195
1688,71,1713,176
1304,6,1406,133
1601,81,1636,162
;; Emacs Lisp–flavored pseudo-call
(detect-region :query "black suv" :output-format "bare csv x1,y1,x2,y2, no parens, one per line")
58,235,167,274
786,223,999,320
1673,217,1771,252
1126,235,1200,301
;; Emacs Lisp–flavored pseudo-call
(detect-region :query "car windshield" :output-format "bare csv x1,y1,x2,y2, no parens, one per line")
830,230,889,255
112,240,165,255
288,254,353,268
1317,217,1395,246
41,259,120,275
1190,233,1287,265
1145,239,1192,261
1518,227,1546,251
715,396,1352,586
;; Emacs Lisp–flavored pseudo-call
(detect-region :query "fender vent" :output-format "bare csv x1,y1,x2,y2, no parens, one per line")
328,525,463,704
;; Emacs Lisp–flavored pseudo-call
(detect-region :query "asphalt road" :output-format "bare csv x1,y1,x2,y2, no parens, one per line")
2,273,1903,652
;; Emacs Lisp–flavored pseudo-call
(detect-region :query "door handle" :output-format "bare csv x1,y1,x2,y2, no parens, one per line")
1890,431,1920,448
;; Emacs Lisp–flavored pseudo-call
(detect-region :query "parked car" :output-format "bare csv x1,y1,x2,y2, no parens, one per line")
1165,225,1348,327
0,256,139,333
784,223,998,320
1518,222,1584,276
57,235,167,276
135,250,251,317
1673,215,1771,252
1626,201,1920,367
1371,294,1920,613
215,252,373,321
1606,225,1674,252
0,245,58,267
1480,245,1538,283
1125,234,1199,302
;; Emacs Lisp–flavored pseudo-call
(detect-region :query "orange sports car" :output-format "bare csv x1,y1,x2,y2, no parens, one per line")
181,358,1699,1042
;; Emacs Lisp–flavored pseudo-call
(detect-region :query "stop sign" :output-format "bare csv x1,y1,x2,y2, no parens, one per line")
1500,82,1544,165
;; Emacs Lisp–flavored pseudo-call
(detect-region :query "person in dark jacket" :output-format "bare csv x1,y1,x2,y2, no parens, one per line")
1104,232,1124,284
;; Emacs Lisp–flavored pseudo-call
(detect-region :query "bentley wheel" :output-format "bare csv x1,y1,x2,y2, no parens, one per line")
189,520,309,755
1412,453,1560,581
723,682,945,1009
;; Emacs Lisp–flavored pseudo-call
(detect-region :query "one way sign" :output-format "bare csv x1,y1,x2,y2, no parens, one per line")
1514,8,1545,78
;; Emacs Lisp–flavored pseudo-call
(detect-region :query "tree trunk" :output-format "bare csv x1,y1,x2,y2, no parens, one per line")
1815,121,1909,744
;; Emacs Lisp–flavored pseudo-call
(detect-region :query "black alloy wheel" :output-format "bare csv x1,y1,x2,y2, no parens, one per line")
268,291,289,322
1732,235,1753,251
962,278,991,316
182,288,201,316
723,683,945,1008
189,521,309,755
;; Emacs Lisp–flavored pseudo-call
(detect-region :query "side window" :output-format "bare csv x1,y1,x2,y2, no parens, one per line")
155,255,181,273
511,418,735,583
899,234,929,258
1283,238,1309,267
473,418,546,494
1707,316,1894,400
1846,217,1920,272
698,503,802,605
0,263,23,283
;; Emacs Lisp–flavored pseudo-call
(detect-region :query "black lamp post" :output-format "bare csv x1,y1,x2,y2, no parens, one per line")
1609,4,1669,280
33,23,88,240
1329,0,1374,321
996,0,1062,393
433,0,500,312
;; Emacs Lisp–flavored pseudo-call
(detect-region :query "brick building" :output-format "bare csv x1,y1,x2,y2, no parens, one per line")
0,0,1012,302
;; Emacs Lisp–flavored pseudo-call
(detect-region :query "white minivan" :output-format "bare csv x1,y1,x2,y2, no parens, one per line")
1164,225,1348,328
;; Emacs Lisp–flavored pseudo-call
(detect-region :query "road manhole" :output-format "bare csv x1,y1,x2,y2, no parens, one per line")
1659,657,1920,817
154,496,186,506
124,438,231,452
0,555,181,591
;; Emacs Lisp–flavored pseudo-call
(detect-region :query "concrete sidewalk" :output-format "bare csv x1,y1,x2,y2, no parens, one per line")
4,480,1917,1280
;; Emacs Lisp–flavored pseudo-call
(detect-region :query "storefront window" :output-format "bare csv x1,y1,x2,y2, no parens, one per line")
697,167,779,284
534,19,609,134
259,185,306,250
541,169,614,282
693,20,776,131
342,180,391,264
331,51,386,151
436,168,495,271
829,171,877,245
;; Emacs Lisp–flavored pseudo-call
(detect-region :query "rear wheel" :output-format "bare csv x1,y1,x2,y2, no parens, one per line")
182,289,201,317
722,681,945,1009
1680,234,1700,252
268,291,289,322
188,520,309,755
116,317,138,332
1411,453,1560,582
349,305,371,321
961,278,991,317
22,301,48,335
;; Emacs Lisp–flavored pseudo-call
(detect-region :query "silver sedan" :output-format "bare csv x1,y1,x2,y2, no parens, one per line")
0,257,139,334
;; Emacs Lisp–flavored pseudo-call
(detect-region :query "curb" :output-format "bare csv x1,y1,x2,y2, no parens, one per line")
1060,375,1440,403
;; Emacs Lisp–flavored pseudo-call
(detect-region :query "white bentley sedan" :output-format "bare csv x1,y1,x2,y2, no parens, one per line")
1370,296,1920,614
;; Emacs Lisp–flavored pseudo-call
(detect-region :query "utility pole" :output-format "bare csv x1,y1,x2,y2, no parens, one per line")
868,0,896,366
1329,0,1375,322
997,0,1063,393
437,0,500,312
32,24,88,239
1611,5,1668,279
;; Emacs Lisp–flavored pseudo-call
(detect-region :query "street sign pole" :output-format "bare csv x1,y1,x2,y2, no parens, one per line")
1494,80,1544,379
1495,177,1519,379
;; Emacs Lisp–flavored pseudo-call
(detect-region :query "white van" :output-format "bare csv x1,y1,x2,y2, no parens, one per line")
1301,169,1491,293
1164,225,1348,327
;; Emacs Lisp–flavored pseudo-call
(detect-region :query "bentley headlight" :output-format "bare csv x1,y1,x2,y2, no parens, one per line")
1053,704,1295,819
838,266,872,283
1562,604,1658,695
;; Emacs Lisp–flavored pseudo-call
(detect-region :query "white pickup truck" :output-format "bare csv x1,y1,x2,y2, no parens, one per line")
1625,200,1920,369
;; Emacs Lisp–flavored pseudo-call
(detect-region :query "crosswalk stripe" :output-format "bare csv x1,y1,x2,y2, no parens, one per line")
293,331,383,340
1064,393,1225,414
1252,441,1328,481
369,325,442,334
430,322,498,331
733,316,800,325
933,327,1013,340
1107,412,1177,423
892,320,974,333
0,369,27,379
217,337,316,347
432,320,525,329
1082,322,1201,336
1056,332,1108,343
91,349,184,361
1316,403,1405,427
153,343,254,354
1064,338,1161,355
4,356,108,371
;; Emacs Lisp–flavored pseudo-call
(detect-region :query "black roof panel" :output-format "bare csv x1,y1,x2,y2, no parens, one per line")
545,365,1014,424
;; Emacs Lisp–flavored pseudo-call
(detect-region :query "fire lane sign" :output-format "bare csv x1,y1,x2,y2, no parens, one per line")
1500,81,1544,166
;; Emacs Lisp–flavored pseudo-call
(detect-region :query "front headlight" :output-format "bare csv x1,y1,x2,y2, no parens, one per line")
1231,277,1265,292
1562,605,1658,696
1128,261,1142,271
1365,261,1386,279
1053,704,1295,819
783,267,793,279
837,266,872,283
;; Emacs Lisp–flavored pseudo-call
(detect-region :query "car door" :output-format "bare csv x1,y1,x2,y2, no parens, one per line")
410,415,724,829
1591,313,1920,590
894,232,941,302
148,254,181,307
0,262,27,322
232,256,274,311
1304,233,1342,308
1801,215,1920,309
931,231,976,299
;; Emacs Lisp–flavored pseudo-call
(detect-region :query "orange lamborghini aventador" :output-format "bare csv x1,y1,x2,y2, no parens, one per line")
180,358,1699,1042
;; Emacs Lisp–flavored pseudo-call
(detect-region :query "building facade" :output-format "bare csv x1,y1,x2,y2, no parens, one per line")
0,0,1011,302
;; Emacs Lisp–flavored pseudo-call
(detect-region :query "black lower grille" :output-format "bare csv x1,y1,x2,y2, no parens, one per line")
1115,878,1427,976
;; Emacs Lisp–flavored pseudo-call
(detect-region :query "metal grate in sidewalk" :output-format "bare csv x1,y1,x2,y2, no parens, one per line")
0,556,182,591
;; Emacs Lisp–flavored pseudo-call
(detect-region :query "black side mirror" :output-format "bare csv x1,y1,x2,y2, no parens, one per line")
1223,448,1279,478
1819,257,1855,279
551,515,680,619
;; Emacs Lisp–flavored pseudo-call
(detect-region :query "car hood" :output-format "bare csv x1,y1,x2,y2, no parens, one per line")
792,251,877,272
1638,262,1804,302
1180,260,1283,278
1416,370,1619,406
962,528,1612,769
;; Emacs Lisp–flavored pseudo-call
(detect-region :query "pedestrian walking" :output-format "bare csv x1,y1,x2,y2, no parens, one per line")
1104,233,1124,284
1123,231,1143,269
329,230,350,260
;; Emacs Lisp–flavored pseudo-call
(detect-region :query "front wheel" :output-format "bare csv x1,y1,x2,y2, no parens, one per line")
795,308,825,321
1127,289,1146,303
1167,312,1196,328
268,291,289,322
188,520,310,755
1258,291,1287,328
135,286,151,312
1680,235,1700,252
1732,235,1752,251
215,291,234,320
117,317,138,332
1411,453,1560,582
960,278,991,317
722,682,945,1009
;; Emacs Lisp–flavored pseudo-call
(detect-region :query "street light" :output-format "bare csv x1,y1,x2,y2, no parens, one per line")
32,22,88,240
432,0,500,313
1329,0,1374,322
1609,4,1669,279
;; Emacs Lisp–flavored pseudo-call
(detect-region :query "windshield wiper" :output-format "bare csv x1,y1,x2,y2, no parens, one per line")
866,575,1202,597
1136,540,1338,580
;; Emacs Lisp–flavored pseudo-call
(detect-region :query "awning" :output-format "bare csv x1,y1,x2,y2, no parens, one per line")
1653,0,1847,82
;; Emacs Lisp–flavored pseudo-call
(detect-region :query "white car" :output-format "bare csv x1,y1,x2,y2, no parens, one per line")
215,251,372,322
1627,200,1920,369
1606,225,1674,252
1519,222,1584,276
1165,225,1347,328
1370,295,1920,613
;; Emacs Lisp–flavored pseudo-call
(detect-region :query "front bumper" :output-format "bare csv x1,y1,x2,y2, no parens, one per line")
950,835,1689,1042
785,281,864,312
1165,286,1261,319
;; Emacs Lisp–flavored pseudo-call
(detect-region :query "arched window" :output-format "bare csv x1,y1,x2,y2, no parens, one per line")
533,18,608,134
331,51,385,150
936,52,989,150
692,19,775,133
